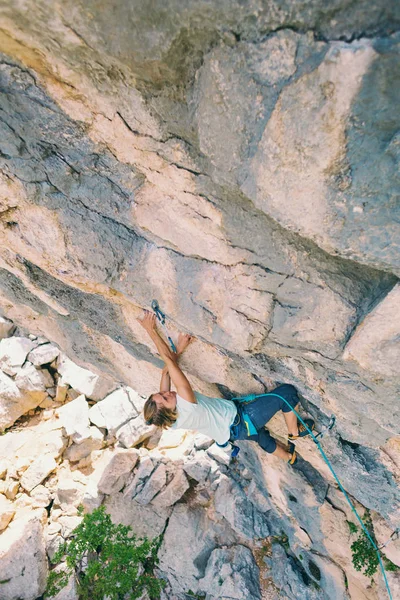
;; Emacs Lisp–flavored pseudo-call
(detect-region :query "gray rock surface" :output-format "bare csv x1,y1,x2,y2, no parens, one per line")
0,3,398,600
199,545,262,600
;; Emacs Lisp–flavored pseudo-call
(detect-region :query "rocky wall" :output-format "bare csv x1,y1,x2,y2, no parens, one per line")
0,1,399,598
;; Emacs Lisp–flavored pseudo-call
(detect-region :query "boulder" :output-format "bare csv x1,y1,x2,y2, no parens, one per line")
0,337,34,376
0,495,15,531
97,448,140,495
115,414,155,448
55,479,85,511
214,475,270,540
123,455,155,499
158,504,220,594
88,387,139,432
0,370,43,430
27,343,60,366
152,468,190,507
134,463,167,505
105,492,171,540
199,545,262,600
57,354,115,400
20,454,58,492
0,510,48,600
56,394,90,438
64,427,104,462
15,361,53,390
183,451,212,483
0,316,15,339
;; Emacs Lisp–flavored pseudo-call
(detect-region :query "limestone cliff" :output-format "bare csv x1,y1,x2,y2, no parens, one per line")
0,1,399,599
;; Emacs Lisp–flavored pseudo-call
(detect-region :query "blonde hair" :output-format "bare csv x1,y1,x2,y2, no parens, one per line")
143,394,178,429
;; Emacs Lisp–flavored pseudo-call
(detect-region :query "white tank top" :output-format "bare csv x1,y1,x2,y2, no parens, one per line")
171,391,237,445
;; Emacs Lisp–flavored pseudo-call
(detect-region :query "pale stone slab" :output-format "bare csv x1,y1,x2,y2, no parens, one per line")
0,337,34,375
56,394,89,438
64,427,104,462
97,449,139,495
0,316,15,340
0,495,15,531
20,455,58,492
134,463,167,505
28,343,60,366
115,414,155,448
57,354,115,400
152,468,189,507
343,284,400,377
88,387,139,432
0,510,48,599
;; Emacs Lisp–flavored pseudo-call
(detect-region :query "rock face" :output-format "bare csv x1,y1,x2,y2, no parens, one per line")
0,2,399,600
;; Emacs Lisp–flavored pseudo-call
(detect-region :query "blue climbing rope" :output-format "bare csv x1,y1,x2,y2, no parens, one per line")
239,391,393,600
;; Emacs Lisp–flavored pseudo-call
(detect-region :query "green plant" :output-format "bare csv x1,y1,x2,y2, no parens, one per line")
46,505,165,600
349,513,400,580
347,520,358,535
350,512,379,578
383,558,399,572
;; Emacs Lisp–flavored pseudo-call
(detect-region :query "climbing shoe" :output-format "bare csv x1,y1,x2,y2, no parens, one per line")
288,442,297,466
288,418,315,440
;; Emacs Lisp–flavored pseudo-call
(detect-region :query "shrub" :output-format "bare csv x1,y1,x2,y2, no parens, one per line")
46,505,165,600
350,512,399,580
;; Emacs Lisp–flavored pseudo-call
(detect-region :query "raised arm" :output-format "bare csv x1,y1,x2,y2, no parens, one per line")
139,311,196,404
159,332,192,393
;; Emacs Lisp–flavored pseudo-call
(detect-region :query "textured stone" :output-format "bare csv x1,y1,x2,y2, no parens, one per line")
115,414,155,448
57,354,115,400
123,455,155,499
343,283,400,377
214,475,270,540
0,371,32,430
88,387,139,432
134,463,167,505
14,362,53,399
0,510,48,600
183,451,211,483
56,394,89,438
97,448,139,495
0,495,15,531
64,426,104,461
199,545,262,600
105,492,171,540
0,315,15,339
0,5,398,599
20,455,57,492
152,468,189,507
27,343,60,366
158,504,220,594
0,337,34,375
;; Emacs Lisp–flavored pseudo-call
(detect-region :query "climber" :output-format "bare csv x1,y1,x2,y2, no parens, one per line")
138,310,315,465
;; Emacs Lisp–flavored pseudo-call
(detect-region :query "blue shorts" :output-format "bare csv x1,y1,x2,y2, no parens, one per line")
230,384,299,454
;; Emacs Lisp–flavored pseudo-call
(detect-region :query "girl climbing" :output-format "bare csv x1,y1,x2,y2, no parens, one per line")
138,310,315,465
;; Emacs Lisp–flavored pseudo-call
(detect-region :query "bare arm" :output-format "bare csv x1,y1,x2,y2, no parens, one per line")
139,312,196,403
160,366,171,393
159,332,192,392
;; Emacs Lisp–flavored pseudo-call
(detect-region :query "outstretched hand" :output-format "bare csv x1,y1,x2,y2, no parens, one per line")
175,332,192,355
138,310,157,333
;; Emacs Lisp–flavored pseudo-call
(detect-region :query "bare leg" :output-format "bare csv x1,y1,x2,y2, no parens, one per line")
283,404,299,437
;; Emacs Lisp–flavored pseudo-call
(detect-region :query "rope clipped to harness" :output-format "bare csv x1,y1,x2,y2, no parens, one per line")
260,392,393,600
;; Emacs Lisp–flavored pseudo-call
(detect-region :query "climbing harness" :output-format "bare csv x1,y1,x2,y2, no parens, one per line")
229,390,393,600
151,299,177,353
